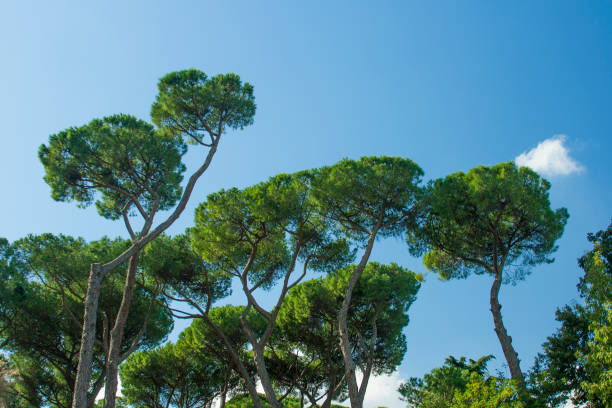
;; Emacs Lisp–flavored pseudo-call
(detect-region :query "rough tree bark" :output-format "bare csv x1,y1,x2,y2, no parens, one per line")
253,344,282,408
337,228,379,408
219,368,229,408
72,263,104,408
489,270,525,387
103,253,139,408
72,144,218,408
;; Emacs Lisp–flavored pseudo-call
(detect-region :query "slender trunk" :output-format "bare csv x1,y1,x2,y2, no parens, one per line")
489,271,525,387
72,143,219,408
337,231,377,408
72,263,103,408
321,372,337,408
252,345,282,408
356,314,379,404
103,254,140,408
86,372,107,408
219,367,229,408
200,315,264,408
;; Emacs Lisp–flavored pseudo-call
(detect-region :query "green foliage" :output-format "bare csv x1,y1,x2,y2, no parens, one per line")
190,170,353,292
311,156,424,241
0,234,173,407
529,221,611,408
143,234,232,308
330,262,420,374
121,306,266,408
398,355,494,408
0,356,21,408
578,221,612,406
225,394,297,408
528,304,591,407
180,305,267,365
582,303,612,406
225,393,348,408
450,373,524,408
151,70,256,145
411,162,568,281
39,114,186,220
273,262,420,403
120,342,220,408
272,276,344,404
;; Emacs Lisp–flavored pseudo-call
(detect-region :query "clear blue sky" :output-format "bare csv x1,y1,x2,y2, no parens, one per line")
1,1,611,405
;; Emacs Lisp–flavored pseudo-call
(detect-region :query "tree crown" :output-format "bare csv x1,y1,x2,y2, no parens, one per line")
311,156,424,242
410,162,568,281
39,114,186,220
151,69,256,146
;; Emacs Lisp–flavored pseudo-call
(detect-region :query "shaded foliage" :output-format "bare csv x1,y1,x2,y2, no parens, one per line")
0,235,172,408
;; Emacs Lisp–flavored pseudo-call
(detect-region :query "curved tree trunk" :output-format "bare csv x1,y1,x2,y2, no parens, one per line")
219,367,229,408
489,271,525,387
201,314,264,408
337,230,378,408
321,371,338,408
252,344,282,408
103,253,139,408
72,143,219,408
72,263,104,408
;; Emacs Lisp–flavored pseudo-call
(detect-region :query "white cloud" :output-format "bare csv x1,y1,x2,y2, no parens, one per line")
515,135,584,176
358,371,405,408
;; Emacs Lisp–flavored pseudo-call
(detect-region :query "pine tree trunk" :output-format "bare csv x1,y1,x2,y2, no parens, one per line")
72,263,104,408
489,271,525,386
103,254,139,408
201,315,264,408
252,345,282,408
321,372,337,408
337,231,377,408
219,367,229,408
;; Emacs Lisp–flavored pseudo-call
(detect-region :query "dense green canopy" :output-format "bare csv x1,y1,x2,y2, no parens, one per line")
408,162,568,391
272,262,421,407
0,234,173,408
39,114,186,220
410,162,568,281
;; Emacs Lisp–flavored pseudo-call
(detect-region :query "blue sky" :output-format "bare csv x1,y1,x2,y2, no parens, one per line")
1,1,611,406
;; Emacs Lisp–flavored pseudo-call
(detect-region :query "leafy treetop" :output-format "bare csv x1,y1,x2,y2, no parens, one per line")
312,156,424,242
151,69,256,146
410,162,569,281
39,114,186,220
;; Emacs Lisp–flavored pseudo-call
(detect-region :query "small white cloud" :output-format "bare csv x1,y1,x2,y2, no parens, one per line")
515,135,584,176
358,371,405,408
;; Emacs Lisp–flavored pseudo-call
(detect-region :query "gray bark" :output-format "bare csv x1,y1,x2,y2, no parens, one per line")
72,143,219,408
201,314,264,408
103,254,139,408
337,230,378,408
72,263,103,408
253,345,282,408
321,372,338,408
219,368,229,408
489,271,525,386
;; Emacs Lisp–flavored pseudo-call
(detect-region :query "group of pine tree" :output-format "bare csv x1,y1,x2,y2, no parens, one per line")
0,69,609,408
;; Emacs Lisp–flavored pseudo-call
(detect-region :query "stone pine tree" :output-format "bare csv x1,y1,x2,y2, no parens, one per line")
0,234,172,408
408,162,568,392
311,156,423,408
38,69,255,408
179,306,266,408
274,262,421,408
41,113,185,408
186,172,353,408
